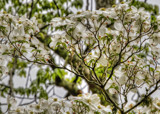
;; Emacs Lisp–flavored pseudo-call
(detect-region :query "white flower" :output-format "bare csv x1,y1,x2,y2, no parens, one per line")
150,45,160,56
98,26,107,36
39,99,49,109
98,55,108,66
80,11,92,18
131,6,138,13
31,17,38,26
0,66,8,78
136,71,145,80
28,104,44,113
131,88,138,93
49,34,62,48
12,25,25,37
114,21,124,31
110,41,121,53
106,8,117,18
153,97,160,110
109,88,117,94
9,107,25,114
138,8,150,20
135,78,143,86
31,36,40,45
134,106,151,114
105,79,113,89
118,75,127,85
73,23,86,38
0,44,8,53
69,93,101,112
97,105,112,114
150,32,160,45
7,97,17,109
51,17,73,27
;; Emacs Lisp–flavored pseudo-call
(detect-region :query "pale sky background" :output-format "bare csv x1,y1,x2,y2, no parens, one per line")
139,0,160,9
142,0,160,6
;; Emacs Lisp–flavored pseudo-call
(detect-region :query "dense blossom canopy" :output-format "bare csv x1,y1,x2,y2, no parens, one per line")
9,94,110,114
1,2,160,114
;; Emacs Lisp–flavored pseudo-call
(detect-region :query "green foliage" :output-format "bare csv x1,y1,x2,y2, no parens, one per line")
14,87,26,95
52,68,67,80
106,33,114,43
112,107,117,114
137,53,146,58
71,0,83,9
54,46,69,59
18,69,26,77
95,66,108,82
0,25,7,35
0,0,83,22
141,96,152,107
94,111,101,114
128,111,136,114
0,86,9,98
7,59,28,78
66,76,82,84
39,86,48,99
99,94,109,106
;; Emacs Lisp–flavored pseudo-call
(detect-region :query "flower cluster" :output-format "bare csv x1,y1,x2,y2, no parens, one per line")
49,2,160,113
50,2,160,90
9,93,111,114
8,93,160,114
0,12,50,78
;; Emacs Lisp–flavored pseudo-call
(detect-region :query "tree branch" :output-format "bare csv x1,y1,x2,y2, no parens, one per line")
29,0,34,19
53,0,60,17
125,79,160,113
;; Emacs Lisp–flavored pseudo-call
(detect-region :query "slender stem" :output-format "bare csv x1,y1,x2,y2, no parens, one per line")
125,79,160,113
53,0,60,17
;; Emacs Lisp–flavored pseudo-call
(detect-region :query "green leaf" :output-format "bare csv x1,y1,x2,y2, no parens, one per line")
137,53,146,58
39,87,48,99
71,0,83,9
19,69,26,77
149,67,154,72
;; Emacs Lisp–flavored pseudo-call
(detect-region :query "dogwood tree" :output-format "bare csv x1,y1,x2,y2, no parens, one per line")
1,1,160,114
